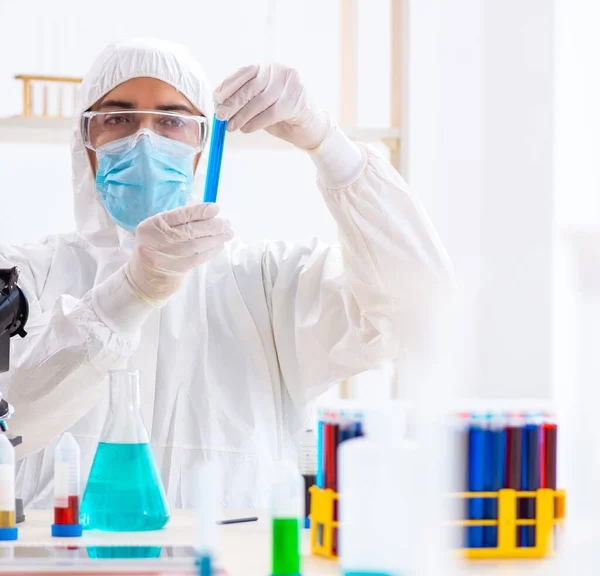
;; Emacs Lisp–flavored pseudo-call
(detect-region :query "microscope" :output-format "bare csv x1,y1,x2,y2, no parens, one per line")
0,267,29,523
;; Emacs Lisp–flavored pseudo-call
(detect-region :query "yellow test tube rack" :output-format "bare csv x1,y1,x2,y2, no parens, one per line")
309,486,339,560
309,486,566,561
454,489,566,559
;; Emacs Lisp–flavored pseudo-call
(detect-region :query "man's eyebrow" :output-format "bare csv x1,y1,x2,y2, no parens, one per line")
96,101,197,115
97,99,136,110
155,104,196,115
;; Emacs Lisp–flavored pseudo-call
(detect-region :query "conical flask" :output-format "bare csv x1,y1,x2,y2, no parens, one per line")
80,370,170,531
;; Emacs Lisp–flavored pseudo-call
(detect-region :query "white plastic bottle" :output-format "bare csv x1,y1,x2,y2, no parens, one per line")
194,462,220,576
338,406,414,576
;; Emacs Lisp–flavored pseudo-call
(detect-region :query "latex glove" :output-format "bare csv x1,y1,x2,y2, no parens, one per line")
213,63,333,150
125,203,233,304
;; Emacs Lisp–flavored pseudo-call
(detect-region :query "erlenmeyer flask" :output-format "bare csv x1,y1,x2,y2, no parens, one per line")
80,370,169,531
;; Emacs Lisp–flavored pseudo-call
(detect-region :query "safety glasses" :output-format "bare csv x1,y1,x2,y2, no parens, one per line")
81,110,208,152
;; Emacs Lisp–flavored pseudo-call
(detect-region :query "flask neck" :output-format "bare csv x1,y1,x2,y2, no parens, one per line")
101,370,148,444
109,370,141,410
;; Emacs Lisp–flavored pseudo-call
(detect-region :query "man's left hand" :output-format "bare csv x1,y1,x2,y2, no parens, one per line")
213,63,332,150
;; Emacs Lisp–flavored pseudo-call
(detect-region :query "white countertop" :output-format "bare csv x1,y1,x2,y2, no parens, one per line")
0,509,337,575
0,510,565,575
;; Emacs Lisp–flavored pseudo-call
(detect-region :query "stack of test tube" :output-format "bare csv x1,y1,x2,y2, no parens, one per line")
460,411,560,551
317,407,364,492
315,407,364,556
310,403,564,563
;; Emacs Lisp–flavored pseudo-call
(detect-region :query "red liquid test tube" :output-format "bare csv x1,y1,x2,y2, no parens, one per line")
323,414,340,556
52,433,83,537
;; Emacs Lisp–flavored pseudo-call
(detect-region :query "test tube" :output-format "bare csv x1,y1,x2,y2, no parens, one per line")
195,462,220,576
271,461,303,576
316,409,324,489
541,413,557,490
0,435,17,541
203,114,228,203
323,410,340,555
299,430,317,529
52,433,82,537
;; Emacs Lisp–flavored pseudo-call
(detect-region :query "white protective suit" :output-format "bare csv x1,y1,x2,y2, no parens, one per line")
0,39,452,509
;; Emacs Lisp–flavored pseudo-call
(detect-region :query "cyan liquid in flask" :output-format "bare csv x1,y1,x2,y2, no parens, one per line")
80,370,170,531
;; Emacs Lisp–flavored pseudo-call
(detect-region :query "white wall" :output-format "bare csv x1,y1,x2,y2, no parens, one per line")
405,0,482,399
406,0,555,399
479,0,554,399
553,0,600,409
0,142,74,244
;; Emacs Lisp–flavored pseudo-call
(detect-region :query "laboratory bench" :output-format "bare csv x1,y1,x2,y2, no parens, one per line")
0,509,565,575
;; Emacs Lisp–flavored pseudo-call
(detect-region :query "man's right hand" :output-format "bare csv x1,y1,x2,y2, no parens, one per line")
125,203,234,305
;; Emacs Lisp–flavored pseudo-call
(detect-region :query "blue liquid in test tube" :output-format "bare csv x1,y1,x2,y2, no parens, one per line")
203,115,228,203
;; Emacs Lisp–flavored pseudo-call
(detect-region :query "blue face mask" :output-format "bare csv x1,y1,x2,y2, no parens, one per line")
95,130,196,232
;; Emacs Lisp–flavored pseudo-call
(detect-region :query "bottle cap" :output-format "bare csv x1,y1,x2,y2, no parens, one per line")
0,527,17,541
55,433,80,500
55,433,80,461
51,523,83,538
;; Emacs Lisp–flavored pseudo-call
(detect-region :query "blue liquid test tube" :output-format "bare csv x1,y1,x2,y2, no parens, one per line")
203,115,228,203
467,413,485,549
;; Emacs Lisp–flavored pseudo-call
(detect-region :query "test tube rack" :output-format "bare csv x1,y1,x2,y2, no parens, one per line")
309,486,566,561
309,486,339,560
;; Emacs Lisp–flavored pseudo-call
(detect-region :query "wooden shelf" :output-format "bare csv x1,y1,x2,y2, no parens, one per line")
0,116,401,149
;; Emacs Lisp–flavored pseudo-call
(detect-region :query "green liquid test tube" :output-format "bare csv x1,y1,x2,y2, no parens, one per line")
272,518,300,575
271,462,304,576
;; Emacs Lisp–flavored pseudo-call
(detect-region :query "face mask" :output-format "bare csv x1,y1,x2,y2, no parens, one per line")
95,129,196,232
